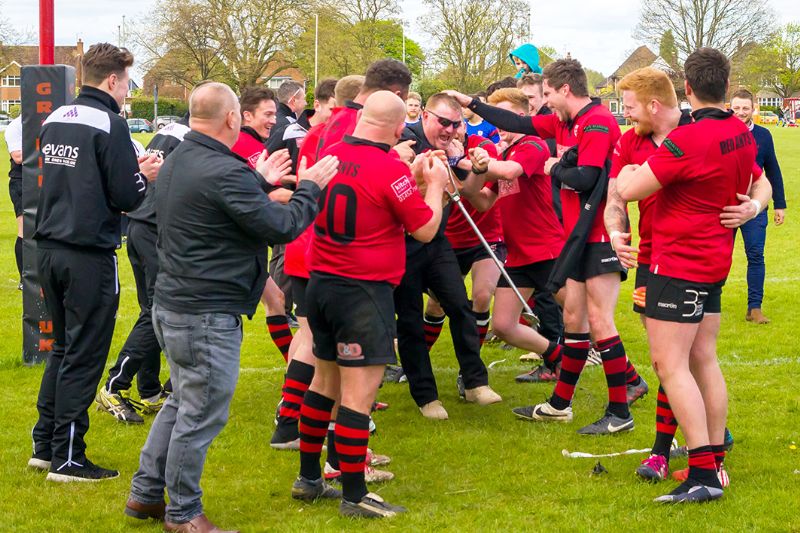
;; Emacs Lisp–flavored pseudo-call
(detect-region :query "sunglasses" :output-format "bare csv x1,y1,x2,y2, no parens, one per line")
426,109,462,130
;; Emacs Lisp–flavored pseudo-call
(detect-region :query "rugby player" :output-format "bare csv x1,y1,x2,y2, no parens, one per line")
291,91,448,518
615,48,772,503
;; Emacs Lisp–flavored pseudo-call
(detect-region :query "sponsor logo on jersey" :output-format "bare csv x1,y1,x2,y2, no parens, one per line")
584,124,609,134
337,342,364,360
657,301,678,309
42,143,80,168
391,175,416,202
663,138,684,158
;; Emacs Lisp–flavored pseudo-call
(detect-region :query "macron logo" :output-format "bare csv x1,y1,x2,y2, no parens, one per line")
63,107,79,118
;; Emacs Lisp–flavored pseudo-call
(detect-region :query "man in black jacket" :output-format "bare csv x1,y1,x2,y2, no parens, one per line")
125,82,338,532
29,43,161,482
96,116,190,424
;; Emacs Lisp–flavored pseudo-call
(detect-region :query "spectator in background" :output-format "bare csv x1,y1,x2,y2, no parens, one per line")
730,89,787,324
405,91,422,126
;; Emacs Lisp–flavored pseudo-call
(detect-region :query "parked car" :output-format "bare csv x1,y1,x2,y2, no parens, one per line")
156,115,180,129
127,118,153,133
757,111,778,125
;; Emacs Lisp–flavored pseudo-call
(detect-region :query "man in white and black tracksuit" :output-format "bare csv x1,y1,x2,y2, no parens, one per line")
28,43,161,483
97,116,190,424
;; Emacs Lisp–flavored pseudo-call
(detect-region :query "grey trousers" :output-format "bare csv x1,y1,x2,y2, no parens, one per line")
129,302,242,524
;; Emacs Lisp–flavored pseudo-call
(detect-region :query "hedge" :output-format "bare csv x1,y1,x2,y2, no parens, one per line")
130,97,189,122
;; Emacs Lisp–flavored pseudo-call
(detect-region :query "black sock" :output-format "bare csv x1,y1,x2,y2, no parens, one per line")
14,237,22,278
335,406,370,503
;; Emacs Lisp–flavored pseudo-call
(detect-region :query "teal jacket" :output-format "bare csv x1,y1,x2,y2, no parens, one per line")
510,44,542,77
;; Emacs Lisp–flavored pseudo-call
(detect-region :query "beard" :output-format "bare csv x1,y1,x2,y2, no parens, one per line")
633,119,653,136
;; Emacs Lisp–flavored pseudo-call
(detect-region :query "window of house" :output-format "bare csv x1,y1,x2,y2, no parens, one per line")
1,99,21,112
1,75,21,87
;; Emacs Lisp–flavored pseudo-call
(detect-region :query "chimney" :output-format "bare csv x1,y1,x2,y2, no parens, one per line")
76,38,84,86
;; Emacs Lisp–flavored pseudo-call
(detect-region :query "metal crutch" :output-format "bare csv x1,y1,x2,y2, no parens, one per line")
444,168,540,328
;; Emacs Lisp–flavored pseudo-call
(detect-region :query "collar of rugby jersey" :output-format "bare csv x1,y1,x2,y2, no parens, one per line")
343,134,391,153
691,107,733,122
78,85,121,114
240,125,266,144
345,100,364,111
565,97,602,129
184,130,249,165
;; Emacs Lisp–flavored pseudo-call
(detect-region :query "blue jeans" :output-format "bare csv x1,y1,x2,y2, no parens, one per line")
740,208,768,310
129,302,242,524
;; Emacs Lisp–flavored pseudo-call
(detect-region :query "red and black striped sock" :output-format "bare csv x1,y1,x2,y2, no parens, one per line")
266,315,293,362
687,445,721,488
652,385,678,458
542,341,562,370
335,406,371,503
298,390,334,480
625,357,641,385
711,443,726,468
279,360,314,423
473,310,491,347
596,335,630,418
423,313,446,351
550,332,590,410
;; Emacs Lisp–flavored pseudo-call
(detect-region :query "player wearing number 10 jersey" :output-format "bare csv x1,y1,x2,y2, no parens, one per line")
292,91,447,519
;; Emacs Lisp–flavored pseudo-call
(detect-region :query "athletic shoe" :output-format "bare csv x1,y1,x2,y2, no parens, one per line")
27,451,51,471
723,427,734,451
273,399,282,427
367,449,391,466
484,331,499,344
291,475,342,502
383,365,405,383
137,390,169,415
512,402,573,422
626,377,649,405
419,400,448,420
672,464,730,488
456,374,465,399
371,401,389,412
95,388,144,424
464,385,502,405
17,282,23,291
46,459,119,483
500,342,514,351
577,411,634,435
586,347,602,366
519,351,542,362
515,364,558,383
669,443,688,459
270,420,301,450
636,454,669,482
324,462,395,483
339,492,407,518
654,479,723,503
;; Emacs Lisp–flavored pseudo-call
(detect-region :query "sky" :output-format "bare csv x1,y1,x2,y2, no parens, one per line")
3,0,798,81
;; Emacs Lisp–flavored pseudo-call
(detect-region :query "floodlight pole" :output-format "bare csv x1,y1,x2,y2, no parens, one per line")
39,0,55,64
314,14,319,89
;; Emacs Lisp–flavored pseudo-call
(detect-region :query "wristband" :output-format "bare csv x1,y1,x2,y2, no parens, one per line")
750,199,762,218
609,230,622,251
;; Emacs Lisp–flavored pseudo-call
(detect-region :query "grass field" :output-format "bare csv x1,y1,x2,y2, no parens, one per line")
0,129,798,532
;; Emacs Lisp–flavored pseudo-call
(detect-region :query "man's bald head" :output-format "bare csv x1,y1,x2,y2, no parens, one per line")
189,82,241,148
189,82,238,121
352,91,407,146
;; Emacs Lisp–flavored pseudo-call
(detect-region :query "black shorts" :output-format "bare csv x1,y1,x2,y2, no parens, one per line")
644,273,724,323
453,242,506,276
307,272,397,367
568,242,627,283
9,179,22,217
632,263,650,314
291,276,308,318
497,259,555,291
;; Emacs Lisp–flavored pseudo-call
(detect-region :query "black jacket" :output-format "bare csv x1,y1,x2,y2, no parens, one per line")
34,86,146,250
154,130,321,316
127,116,190,227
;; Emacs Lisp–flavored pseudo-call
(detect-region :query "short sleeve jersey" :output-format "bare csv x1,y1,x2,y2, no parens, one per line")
445,136,503,249
488,135,565,267
465,119,500,143
314,102,361,162
531,100,620,242
309,136,434,285
647,109,761,283
231,129,266,169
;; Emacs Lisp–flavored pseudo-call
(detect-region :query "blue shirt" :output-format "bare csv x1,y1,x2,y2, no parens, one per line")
465,119,500,143
751,124,786,209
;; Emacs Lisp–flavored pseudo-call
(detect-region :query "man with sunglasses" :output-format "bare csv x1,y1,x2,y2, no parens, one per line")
396,93,501,420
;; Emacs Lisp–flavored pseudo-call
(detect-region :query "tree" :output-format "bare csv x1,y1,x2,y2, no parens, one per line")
659,29,679,69
584,68,606,94
423,0,528,93
634,0,772,61
740,23,800,99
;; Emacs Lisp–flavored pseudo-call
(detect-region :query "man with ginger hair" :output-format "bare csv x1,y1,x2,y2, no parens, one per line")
125,81,339,531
